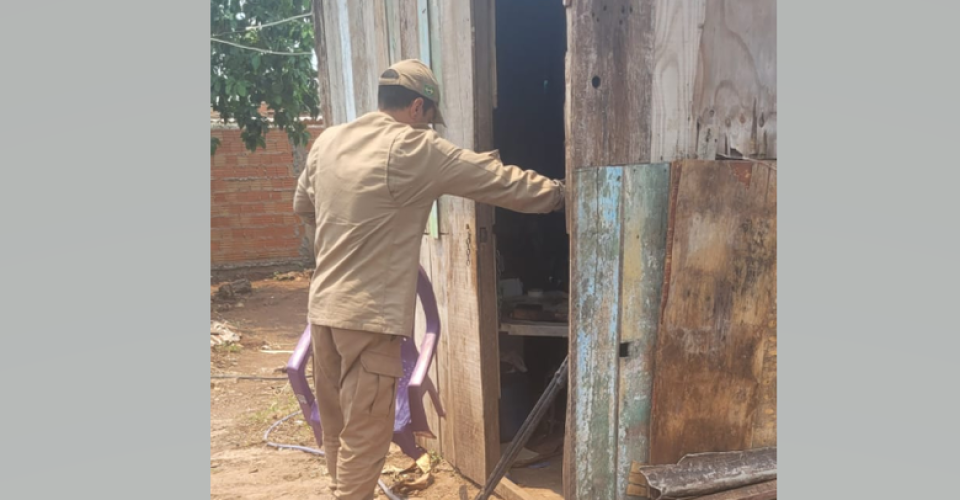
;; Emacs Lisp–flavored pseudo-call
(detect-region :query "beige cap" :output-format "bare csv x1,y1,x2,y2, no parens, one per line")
378,59,445,125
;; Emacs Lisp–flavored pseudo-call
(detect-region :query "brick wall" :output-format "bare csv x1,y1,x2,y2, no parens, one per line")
210,125,323,277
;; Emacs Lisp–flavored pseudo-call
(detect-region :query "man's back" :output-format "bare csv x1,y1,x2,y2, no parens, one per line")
295,111,563,337
298,112,433,336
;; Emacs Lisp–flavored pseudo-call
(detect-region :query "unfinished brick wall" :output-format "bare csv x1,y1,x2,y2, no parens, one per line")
210,125,323,276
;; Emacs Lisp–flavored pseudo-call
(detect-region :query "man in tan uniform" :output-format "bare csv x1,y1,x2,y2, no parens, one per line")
293,59,564,499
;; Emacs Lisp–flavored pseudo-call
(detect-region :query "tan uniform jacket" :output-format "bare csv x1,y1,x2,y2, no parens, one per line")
294,111,563,336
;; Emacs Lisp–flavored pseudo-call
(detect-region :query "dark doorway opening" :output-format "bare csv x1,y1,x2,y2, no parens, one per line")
493,1,567,497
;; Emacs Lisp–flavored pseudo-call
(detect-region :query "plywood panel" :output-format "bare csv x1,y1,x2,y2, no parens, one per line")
616,164,671,499
649,160,777,464
693,1,776,159
568,166,623,499
650,0,706,162
566,0,655,168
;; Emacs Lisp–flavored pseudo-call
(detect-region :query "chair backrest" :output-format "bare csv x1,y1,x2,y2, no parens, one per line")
285,265,444,458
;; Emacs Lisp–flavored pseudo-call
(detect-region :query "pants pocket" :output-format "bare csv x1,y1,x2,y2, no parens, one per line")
359,350,403,418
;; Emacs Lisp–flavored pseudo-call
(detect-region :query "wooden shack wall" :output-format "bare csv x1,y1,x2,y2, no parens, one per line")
565,1,776,499
311,0,501,485
311,0,777,496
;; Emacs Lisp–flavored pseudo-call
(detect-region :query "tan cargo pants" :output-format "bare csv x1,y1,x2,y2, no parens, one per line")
311,325,403,500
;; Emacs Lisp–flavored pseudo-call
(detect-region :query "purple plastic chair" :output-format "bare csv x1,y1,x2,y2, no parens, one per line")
286,266,445,459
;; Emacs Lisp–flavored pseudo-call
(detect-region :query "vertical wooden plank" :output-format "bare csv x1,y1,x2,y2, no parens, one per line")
426,0,445,239
398,0,421,60
471,0,501,478
751,270,777,448
417,0,431,65
616,163,671,499
346,1,386,116
438,197,487,479
434,246,457,469
313,0,347,126
650,0,706,162
384,0,400,64
471,0,495,152
431,0,501,484
414,238,443,453
570,166,623,499
312,0,333,125
334,0,357,121
692,0,776,159
427,0,444,117
417,0,440,239
566,0,655,168
427,236,454,462
563,0,574,485
489,0,498,111
565,166,592,500
649,160,777,464
373,0,392,69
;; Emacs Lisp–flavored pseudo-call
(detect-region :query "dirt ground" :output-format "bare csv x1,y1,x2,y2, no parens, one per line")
210,275,499,500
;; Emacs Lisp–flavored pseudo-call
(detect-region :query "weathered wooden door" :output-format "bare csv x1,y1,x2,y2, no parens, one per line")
311,0,501,484
564,1,776,499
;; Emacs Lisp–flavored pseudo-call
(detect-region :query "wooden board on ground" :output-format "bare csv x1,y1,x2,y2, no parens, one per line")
694,479,777,500
649,160,777,464
495,477,538,500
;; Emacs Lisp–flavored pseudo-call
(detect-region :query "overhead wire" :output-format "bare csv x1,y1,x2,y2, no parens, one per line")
211,37,312,56
212,12,312,37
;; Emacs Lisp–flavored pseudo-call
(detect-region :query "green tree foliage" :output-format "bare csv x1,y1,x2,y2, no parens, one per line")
211,0,320,154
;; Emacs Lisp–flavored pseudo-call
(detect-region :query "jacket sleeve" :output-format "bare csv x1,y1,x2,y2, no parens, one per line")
293,158,316,224
390,128,564,213
293,160,317,252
